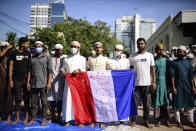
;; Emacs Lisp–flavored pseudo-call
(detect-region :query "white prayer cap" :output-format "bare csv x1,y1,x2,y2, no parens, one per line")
94,42,102,47
172,46,178,50
115,44,123,50
165,51,169,54
192,44,196,47
54,44,63,49
35,41,43,45
178,45,187,52
0,41,9,46
50,51,55,55
70,41,81,48
187,53,194,59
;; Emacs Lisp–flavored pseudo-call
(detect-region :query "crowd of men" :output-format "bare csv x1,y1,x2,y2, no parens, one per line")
0,37,196,129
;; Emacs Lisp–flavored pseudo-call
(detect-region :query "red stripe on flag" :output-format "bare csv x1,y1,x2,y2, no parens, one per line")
66,72,97,124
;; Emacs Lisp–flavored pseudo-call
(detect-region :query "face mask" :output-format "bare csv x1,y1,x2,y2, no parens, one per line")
36,47,43,54
114,51,121,58
71,47,78,55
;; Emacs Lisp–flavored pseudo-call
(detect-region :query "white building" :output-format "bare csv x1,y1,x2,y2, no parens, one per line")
115,14,156,53
29,0,67,36
30,3,50,34
146,10,196,54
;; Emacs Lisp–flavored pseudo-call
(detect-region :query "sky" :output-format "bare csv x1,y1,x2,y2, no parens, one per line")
0,0,196,41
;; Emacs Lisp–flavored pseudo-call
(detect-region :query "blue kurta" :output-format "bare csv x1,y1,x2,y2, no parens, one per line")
153,57,170,107
170,59,195,109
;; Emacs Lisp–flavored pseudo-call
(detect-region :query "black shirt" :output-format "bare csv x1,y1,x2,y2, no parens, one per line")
9,50,31,80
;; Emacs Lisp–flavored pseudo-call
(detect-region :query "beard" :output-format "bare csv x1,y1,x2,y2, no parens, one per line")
177,54,184,59
138,47,145,52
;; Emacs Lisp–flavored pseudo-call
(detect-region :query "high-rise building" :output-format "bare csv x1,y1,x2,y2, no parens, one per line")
30,0,67,35
115,14,156,53
50,0,67,26
30,3,50,34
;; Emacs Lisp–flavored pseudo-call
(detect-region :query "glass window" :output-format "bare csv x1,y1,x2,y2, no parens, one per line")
51,3,65,15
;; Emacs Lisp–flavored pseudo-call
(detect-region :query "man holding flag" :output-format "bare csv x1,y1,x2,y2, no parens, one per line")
110,44,130,125
60,41,86,127
87,42,115,128
64,41,137,129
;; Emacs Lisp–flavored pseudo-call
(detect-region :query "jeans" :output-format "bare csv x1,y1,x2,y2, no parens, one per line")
132,86,151,121
31,88,48,120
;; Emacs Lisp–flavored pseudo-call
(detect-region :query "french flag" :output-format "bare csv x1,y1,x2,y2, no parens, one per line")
66,69,137,124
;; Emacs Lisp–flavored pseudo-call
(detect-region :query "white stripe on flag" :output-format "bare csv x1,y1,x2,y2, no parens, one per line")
87,71,118,122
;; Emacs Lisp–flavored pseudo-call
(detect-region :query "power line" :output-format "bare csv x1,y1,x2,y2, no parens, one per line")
0,9,29,26
0,9,30,36
0,19,27,35
0,14,30,31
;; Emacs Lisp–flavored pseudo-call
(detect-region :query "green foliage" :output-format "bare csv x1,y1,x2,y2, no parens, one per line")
53,17,123,57
31,28,68,53
5,32,18,49
28,17,124,57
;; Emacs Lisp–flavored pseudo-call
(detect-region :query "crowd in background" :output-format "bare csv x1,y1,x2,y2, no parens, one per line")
0,37,196,129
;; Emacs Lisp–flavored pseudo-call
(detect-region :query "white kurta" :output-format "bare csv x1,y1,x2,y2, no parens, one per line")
47,56,66,101
61,53,86,122
110,57,130,69
88,55,115,71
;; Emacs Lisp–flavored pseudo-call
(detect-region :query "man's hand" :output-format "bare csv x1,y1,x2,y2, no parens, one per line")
47,83,51,90
9,80,14,88
115,68,122,70
152,83,156,94
27,83,31,91
8,45,13,49
72,69,80,74
60,69,66,76
172,88,177,94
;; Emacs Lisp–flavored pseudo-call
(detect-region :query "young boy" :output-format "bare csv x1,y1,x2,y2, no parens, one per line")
9,37,31,125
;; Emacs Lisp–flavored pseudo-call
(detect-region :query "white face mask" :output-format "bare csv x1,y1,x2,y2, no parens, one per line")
71,47,78,55
114,51,121,58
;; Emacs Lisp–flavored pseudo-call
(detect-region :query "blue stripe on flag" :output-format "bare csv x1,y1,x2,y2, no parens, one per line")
111,69,138,120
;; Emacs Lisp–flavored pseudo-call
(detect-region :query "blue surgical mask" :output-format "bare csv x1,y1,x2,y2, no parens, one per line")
36,47,43,54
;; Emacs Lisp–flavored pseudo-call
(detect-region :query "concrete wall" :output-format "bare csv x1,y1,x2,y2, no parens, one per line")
146,11,194,54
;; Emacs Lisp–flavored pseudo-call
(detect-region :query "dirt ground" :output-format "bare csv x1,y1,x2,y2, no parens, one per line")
132,106,196,131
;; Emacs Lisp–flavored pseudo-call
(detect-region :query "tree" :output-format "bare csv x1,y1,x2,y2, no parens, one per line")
31,28,69,54
53,17,125,57
34,17,124,57
5,32,18,49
